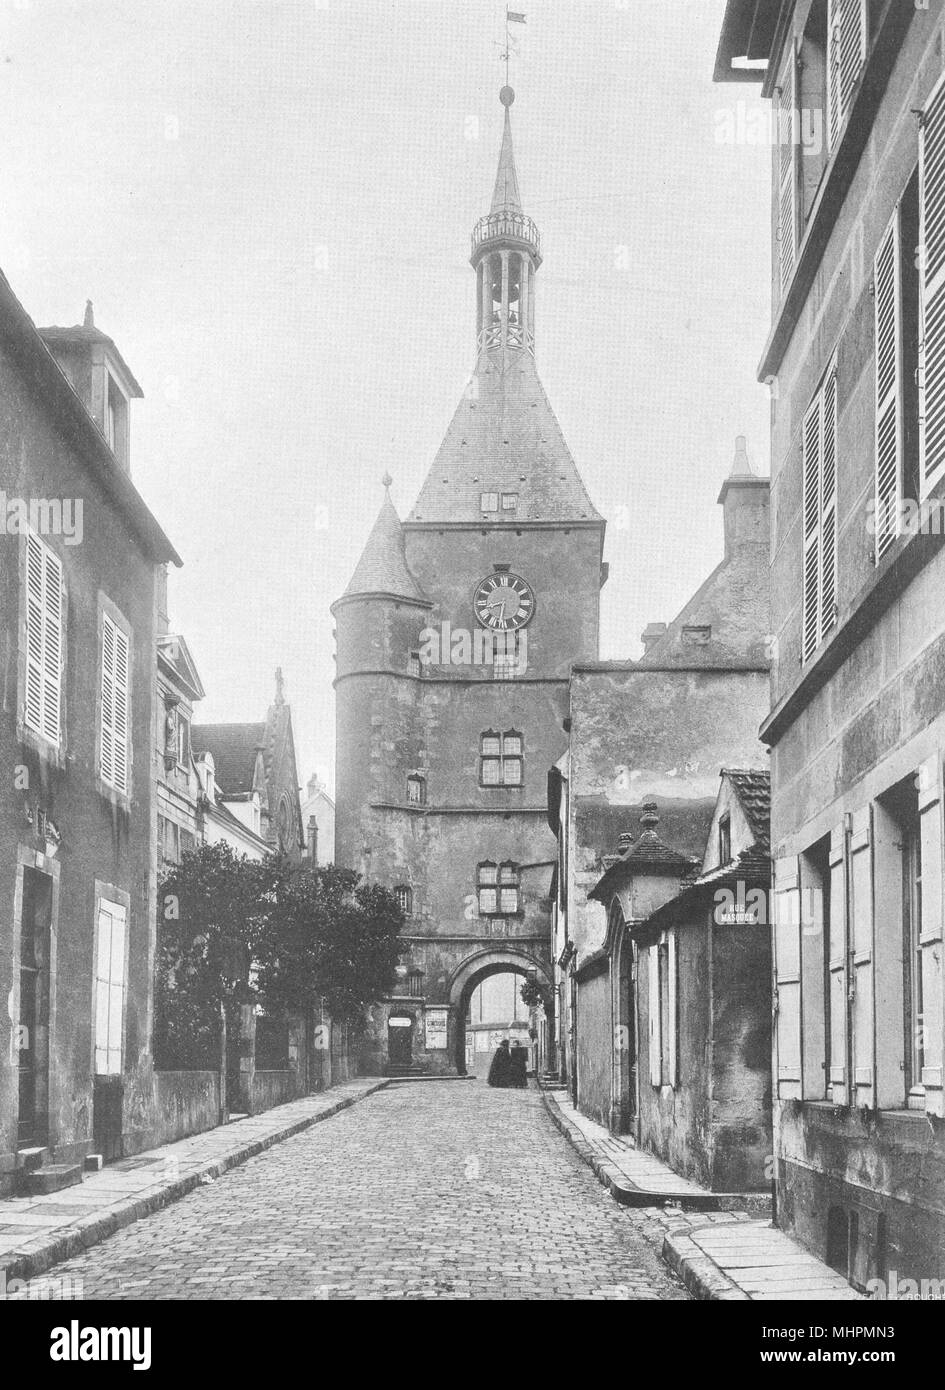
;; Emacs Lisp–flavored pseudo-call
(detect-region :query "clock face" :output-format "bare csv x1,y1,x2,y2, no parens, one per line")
473,572,535,631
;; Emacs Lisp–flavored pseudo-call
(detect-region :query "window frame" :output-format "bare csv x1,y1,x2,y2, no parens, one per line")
479,729,524,787
93,896,128,1077
23,529,65,750
801,358,839,663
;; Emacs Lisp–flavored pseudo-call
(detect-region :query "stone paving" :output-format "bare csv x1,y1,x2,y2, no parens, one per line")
40,1082,691,1300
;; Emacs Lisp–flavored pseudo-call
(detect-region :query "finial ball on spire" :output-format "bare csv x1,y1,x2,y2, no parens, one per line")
499,85,515,107
382,471,393,490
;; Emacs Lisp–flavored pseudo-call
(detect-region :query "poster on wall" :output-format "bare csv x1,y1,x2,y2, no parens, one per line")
424,1007,448,1050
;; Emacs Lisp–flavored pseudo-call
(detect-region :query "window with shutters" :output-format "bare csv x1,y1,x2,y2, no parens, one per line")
100,610,131,795
647,934,677,1089
23,531,64,747
873,173,921,561
802,361,839,662
920,71,945,498
775,40,799,300
479,729,523,786
826,0,868,154
93,899,127,1076
773,858,803,1100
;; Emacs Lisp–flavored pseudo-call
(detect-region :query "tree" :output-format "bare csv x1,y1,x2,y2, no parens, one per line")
153,842,277,1072
255,863,405,1023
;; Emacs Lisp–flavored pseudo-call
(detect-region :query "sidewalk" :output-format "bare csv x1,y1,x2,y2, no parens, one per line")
541,1086,862,1301
0,1078,387,1286
663,1221,864,1301
541,1087,769,1213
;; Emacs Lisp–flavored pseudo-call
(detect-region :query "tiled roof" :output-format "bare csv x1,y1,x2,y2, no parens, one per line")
191,723,266,796
722,767,771,854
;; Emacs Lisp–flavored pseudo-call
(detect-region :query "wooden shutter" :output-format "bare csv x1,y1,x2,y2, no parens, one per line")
648,944,661,1086
667,931,678,1088
828,822,849,1103
776,44,798,298
24,532,63,746
94,900,127,1076
802,397,822,662
773,857,802,1099
874,211,903,559
920,70,945,496
828,0,867,152
821,368,839,638
917,757,944,1116
101,612,130,794
849,805,874,1106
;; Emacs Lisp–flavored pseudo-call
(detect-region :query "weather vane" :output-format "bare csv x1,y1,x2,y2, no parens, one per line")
500,8,526,88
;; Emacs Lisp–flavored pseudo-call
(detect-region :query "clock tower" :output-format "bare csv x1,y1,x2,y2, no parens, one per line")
333,87,606,1074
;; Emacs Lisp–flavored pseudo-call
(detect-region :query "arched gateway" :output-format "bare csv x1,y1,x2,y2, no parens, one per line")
448,948,554,1076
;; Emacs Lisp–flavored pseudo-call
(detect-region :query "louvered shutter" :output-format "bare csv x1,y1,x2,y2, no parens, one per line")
802,397,822,662
101,613,130,794
828,0,867,153
917,757,944,1116
667,931,678,1088
874,212,903,559
849,805,874,1106
648,944,661,1086
24,532,63,746
920,71,945,496
820,368,839,640
776,44,798,298
773,857,802,1099
828,822,848,1103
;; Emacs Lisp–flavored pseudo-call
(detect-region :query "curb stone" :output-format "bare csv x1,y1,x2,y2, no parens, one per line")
661,1227,750,1301
2,1080,389,1286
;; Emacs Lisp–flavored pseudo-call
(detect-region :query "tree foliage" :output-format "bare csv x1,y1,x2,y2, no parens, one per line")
154,845,405,1069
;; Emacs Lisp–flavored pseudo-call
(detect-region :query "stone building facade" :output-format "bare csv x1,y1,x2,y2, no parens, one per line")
333,89,604,1074
0,283,179,1189
719,0,945,1288
547,444,772,1126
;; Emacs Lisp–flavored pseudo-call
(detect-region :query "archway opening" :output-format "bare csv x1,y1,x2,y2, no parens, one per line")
464,971,531,1080
449,951,554,1078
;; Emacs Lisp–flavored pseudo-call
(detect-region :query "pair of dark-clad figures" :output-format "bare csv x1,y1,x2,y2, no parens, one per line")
487,1038,528,1089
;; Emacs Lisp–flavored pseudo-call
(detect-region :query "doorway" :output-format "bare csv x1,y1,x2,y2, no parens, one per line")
18,867,52,1148
388,1014,414,1068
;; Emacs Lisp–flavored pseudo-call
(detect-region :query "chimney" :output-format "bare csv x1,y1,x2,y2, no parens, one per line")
717,435,769,558
640,622,667,657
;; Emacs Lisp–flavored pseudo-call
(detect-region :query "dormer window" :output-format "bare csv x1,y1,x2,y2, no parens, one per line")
501,492,519,510
105,372,129,467
480,492,499,512
718,813,732,866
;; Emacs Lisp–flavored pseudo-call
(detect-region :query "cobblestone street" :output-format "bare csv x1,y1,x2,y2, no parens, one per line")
46,1083,689,1300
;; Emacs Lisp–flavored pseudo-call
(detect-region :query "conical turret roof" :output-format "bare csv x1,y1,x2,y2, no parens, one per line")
342,484,428,602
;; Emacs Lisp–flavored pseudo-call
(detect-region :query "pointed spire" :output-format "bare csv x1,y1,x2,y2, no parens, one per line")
491,89,522,213
83,299,94,328
342,481,428,602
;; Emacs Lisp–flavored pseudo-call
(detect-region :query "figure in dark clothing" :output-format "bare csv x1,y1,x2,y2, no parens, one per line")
509,1041,528,1089
487,1039,512,1088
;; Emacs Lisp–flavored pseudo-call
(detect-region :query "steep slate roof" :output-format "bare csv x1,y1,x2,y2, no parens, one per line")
342,488,428,601
723,767,771,854
408,354,603,524
191,723,265,796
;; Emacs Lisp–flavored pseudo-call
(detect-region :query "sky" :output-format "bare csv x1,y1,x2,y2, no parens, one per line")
0,0,771,792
